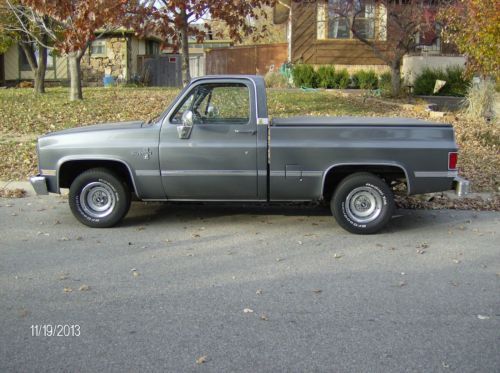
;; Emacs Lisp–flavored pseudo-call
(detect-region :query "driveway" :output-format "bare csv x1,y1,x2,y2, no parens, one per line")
1,195,499,372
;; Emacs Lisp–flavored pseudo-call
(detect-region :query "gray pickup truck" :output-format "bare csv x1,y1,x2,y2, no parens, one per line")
30,75,469,234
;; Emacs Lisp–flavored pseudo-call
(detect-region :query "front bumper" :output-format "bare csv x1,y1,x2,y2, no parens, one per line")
453,176,470,197
30,175,49,195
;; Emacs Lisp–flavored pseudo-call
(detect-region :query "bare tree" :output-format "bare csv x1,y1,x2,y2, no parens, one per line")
1,0,51,93
150,1,276,86
326,0,435,95
18,0,134,100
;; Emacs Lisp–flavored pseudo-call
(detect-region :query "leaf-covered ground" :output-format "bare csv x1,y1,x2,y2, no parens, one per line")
0,87,498,197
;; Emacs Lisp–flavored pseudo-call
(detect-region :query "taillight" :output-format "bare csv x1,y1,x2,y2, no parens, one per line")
449,152,458,170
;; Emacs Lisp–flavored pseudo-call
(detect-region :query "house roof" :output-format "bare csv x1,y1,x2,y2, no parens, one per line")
95,28,163,42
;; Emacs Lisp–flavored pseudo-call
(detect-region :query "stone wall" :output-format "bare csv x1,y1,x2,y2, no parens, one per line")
81,37,128,84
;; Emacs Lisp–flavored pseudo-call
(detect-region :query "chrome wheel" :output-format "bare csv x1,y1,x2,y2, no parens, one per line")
345,186,383,224
79,181,116,219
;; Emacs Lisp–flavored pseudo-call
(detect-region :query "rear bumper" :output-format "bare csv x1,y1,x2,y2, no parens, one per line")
30,175,49,195
453,176,470,197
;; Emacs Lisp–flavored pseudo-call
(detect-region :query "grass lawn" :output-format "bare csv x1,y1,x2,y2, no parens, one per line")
0,86,498,194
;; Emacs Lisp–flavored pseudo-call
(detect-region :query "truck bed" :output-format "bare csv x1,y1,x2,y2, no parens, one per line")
271,116,451,127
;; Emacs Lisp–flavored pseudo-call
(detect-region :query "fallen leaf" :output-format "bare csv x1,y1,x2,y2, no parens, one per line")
260,314,269,321
333,253,343,259
63,287,73,293
79,285,91,291
59,273,70,280
196,356,207,364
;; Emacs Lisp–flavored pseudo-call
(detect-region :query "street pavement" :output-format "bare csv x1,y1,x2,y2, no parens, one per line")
0,194,499,372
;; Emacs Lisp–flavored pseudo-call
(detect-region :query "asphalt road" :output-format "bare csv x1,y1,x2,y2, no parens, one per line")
1,195,499,373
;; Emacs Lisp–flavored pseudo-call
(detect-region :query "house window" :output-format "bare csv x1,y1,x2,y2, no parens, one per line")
317,0,378,40
146,41,159,56
91,40,106,56
19,47,55,71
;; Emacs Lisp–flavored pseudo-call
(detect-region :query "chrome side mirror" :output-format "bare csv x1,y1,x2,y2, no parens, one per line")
177,110,194,139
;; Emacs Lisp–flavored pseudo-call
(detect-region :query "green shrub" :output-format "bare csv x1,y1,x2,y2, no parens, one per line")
413,66,470,97
292,64,318,88
317,65,336,88
443,66,469,96
334,69,350,89
353,70,378,90
350,74,360,89
378,72,393,96
264,71,288,88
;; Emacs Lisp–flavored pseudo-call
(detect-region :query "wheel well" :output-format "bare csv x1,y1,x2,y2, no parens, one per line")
58,160,135,193
322,165,408,201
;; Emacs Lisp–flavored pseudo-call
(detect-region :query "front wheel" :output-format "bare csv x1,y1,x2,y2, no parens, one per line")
69,168,131,228
331,172,394,234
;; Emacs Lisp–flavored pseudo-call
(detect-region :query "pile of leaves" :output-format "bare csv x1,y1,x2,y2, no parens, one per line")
395,193,500,211
0,187,27,198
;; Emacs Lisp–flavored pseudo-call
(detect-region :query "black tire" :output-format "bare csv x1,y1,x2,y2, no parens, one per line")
331,172,394,234
69,168,131,228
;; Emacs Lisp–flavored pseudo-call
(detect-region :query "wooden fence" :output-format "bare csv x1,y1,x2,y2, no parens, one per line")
206,43,288,75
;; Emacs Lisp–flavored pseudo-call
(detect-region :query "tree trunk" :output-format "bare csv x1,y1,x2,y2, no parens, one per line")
34,44,47,94
68,52,83,101
19,41,46,94
390,62,401,97
180,8,191,87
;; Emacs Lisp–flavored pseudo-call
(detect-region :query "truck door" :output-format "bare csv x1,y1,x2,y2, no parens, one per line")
159,80,259,200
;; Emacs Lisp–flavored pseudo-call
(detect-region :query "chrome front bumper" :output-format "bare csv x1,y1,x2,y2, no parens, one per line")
30,175,49,195
453,176,470,197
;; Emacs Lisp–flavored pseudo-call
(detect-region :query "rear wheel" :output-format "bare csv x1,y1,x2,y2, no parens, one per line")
331,172,394,234
69,168,131,228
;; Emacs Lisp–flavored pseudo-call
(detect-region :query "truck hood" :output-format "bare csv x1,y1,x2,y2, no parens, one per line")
41,120,145,138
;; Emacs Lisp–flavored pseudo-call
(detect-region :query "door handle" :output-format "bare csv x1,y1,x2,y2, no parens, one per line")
234,129,256,135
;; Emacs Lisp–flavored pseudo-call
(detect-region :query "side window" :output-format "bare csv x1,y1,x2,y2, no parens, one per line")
171,83,250,125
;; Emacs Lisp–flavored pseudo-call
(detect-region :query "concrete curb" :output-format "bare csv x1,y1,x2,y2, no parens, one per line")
0,180,496,201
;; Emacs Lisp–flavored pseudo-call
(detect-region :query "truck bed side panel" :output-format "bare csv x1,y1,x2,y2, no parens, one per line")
269,125,457,200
